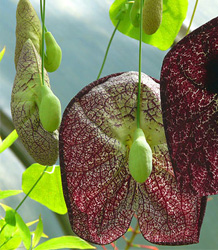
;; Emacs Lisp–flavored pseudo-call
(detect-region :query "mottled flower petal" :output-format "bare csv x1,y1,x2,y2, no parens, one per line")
60,72,206,245
160,17,218,196
138,144,207,245
11,39,59,165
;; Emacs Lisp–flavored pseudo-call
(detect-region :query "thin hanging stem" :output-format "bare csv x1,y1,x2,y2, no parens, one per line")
136,0,143,128
186,0,199,35
96,20,120,80
125,222,140,250
41,0,46,85
15,166,49,212
40,0,48,32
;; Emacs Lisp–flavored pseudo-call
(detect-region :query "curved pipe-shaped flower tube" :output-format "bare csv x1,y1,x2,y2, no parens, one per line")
11,39,59,166
59,72,206,245
15,0,42,69
160,17,218,196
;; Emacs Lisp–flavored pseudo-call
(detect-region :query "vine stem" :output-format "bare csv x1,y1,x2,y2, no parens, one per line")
125,222,140,250
40,0,48,32
136,0,143,128
15,165,49,212
96,20,120,80
186,0,199,35
41,0,46,86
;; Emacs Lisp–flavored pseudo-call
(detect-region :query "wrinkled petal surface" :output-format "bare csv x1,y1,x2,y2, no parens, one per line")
60,72,206,245
160,17,218,196
138,144,206,245
11,39,59,166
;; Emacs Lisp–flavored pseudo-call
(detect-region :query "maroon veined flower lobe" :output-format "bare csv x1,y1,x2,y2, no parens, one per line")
160,17,218,196
59,72,206,245
11,39,59,166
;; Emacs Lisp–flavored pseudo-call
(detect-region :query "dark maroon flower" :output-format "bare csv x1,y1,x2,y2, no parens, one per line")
59,72,206,245
160,17,218,196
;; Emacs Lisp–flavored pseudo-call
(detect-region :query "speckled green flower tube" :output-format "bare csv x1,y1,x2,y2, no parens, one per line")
15,0,42,69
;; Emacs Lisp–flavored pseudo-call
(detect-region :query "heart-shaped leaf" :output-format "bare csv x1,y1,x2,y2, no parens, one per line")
22,163,67,214
59,72,206,245
11,39,59,166
109,0,188,50
160,17,218,196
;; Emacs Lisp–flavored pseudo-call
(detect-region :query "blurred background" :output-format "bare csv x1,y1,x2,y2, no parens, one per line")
1,0,218,249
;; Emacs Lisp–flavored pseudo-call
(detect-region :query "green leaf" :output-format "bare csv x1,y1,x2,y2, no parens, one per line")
0,190,23,200
0,203,16,239
109,0,188,50
26,219,40,227
0,46,5,62
0,217,22,250
0,219,5,229
32,215,43,248
0,235,22,250
22,164,67,214
33,236,96,250
4,207,16,227
0,129,19,153
15,212,32,250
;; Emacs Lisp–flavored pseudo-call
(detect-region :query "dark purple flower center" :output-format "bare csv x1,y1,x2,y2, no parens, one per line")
205,57,218,93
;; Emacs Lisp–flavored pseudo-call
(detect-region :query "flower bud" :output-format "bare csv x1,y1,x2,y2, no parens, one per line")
128,128,152,183
44,32,62,72
38,85,61,132
143,0,162,35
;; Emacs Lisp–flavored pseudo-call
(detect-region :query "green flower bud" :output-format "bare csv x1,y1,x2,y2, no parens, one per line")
143,0,163,35
128,128,152,183
38,85,61,132
44,32,62,72
130,0,141,28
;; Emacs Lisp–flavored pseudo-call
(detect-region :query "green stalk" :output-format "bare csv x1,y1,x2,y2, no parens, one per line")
186,0,199,35
0,129,18,153
136,0,143,128
15,165,49,212
40,0,48,32
41,0,46,86
125,222,139,250
96,21,120,80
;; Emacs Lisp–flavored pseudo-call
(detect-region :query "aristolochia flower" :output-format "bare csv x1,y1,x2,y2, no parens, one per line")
11,39,59,166
160,17,218,196
59,72,206,245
